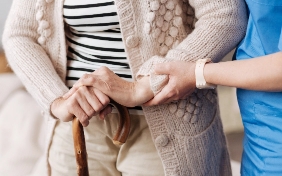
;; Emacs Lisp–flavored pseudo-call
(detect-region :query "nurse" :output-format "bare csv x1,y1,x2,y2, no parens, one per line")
145,0,282,175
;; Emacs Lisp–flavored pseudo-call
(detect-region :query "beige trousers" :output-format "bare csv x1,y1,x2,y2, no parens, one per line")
49,113,164,176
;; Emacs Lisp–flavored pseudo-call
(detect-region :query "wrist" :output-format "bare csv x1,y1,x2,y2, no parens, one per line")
134,76,154,105
50,97,64,120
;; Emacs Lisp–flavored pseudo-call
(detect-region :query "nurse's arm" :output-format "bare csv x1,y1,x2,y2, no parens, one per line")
204,51,282,91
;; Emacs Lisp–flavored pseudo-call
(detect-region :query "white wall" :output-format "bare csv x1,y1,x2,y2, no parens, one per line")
0,1,12,51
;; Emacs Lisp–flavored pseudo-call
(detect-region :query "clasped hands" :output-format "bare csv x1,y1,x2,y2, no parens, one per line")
51,61,196,127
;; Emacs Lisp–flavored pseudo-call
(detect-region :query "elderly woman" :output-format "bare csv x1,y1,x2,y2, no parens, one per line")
3,0,247,175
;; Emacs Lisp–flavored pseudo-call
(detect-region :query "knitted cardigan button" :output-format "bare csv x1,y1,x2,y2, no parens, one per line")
168,103,177,114
155,134,169,147
150,1,160,11
126,35,139,48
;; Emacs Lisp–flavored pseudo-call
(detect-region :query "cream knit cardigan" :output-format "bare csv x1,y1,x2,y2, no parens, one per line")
3,0,247,175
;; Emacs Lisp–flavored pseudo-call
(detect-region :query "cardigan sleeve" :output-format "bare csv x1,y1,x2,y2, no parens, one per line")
136,0,248,95
2,0,69,117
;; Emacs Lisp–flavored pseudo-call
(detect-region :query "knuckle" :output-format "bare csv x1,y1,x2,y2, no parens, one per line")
94,103,103,112
77,86,86,93
87,108,95,117
88,77,95,84
82,73,90,79
79,114,88,124
100,97,110,106
100,66,108,72
81,74,95,84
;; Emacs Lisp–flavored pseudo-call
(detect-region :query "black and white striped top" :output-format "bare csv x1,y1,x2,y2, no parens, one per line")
63,0,142,113
63,0,133,87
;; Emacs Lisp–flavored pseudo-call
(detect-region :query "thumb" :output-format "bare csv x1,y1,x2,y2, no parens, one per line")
154,63,171,75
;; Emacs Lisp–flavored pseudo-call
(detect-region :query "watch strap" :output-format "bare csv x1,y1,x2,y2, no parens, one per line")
195,58,216,89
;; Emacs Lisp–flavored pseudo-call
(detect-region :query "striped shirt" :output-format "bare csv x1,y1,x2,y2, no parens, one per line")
63,0,142,113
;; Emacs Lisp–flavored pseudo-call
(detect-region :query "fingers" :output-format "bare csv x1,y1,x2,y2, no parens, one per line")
84,87,110,116
91,88,110,106
66,95,90,127
64,86,110,127
144,85,175,106
75,87,97,117
98,105,112,120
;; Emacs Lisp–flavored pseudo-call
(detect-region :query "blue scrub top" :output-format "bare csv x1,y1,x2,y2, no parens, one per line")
235,0,282,175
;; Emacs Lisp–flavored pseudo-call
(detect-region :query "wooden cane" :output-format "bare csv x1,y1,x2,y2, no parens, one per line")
72,100,131,176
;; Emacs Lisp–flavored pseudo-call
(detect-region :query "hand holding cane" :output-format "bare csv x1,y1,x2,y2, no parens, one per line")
72,99,131,176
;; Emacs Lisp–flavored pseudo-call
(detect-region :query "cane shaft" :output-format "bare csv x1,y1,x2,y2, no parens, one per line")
72,117,89,176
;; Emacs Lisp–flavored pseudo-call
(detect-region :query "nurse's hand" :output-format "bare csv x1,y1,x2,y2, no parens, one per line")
144,61,196,106
63,67,154,107
51,86,111,127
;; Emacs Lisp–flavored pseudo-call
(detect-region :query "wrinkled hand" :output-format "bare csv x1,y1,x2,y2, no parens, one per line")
51,86,111,127
63,66,154,107
144,60,196,106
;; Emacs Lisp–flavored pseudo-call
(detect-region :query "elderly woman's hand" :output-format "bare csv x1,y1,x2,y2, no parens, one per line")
63,66,154,107
144,60,196,106
51,86,111,127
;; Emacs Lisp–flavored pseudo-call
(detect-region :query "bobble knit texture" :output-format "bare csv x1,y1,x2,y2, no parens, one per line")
3,0,247,175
